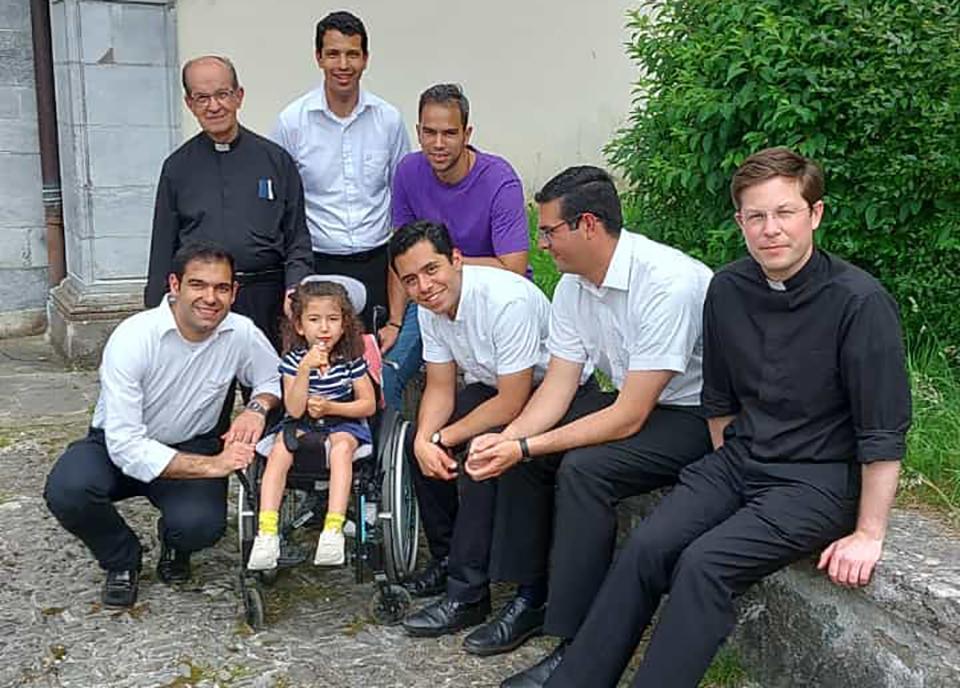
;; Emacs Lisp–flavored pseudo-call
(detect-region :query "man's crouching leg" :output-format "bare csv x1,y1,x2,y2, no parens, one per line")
147,476,228,584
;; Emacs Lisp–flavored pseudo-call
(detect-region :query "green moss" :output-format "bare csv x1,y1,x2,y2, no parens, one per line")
160,658,254,687
700,647,748,687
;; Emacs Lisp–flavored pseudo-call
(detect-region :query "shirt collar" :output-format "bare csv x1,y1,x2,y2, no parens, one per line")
752,247,825,292
306,85,371,120
579,231,634,295
202,125,244,153
453,265,475,322
160,295,236,340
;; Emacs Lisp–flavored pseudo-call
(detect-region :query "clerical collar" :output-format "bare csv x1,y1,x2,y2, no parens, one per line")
207,127,242,153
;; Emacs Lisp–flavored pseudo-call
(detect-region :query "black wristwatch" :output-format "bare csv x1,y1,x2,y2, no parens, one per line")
430,431,447,450
518,437,533,463
245,399,269,418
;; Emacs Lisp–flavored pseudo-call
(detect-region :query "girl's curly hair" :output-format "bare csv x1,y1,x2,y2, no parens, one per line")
282,280,364,362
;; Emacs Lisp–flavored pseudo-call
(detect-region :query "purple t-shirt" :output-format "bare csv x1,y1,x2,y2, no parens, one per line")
391,148,528,259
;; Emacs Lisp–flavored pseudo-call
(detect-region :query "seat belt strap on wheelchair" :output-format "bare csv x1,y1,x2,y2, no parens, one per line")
281,420,300,453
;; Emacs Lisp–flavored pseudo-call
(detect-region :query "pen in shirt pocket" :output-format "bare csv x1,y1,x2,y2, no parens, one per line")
257,177,275,201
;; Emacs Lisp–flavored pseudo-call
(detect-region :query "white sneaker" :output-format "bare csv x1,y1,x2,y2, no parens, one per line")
313,529,345,566
247,534,280,570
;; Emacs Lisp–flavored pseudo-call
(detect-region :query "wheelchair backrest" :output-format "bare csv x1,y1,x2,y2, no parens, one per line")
362,333,385,410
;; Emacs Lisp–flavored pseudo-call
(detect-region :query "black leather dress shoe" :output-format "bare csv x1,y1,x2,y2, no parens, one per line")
102,568,140,608
500,641,567,688
156,518,191,584
463,596,545,656
402,595,491,638
401,557,448,598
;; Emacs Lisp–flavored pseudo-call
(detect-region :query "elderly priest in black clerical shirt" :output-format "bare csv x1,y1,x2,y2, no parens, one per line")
145,55,312,349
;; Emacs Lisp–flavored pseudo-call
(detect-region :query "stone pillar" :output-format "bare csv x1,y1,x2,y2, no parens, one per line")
0,0,47,338
47,0,179,365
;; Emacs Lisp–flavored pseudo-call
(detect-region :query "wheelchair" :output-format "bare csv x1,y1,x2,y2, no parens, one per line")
234,276,420,630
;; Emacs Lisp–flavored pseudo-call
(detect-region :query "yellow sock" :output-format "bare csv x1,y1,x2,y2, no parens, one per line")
324,512,345,533
258,510,279,536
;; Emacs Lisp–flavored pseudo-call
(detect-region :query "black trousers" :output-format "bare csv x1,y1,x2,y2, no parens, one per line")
492,395,711,638
43,428,227,571
313,245,388,333
487,380,615,584
546,443,860,688
234,275,285,352
407,383,500,602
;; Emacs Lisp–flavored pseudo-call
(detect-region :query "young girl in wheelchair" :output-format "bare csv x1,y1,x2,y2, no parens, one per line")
247,279,376,570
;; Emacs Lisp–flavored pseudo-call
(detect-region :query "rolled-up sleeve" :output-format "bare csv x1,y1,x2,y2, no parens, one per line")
237,324,282,399
99,337,177,482
701,279,740,418
840,291,912,463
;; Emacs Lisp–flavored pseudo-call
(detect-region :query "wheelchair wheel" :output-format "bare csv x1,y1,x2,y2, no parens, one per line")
379,411,419,580
241,578,266,630
400,367,425,422
368,584,411,626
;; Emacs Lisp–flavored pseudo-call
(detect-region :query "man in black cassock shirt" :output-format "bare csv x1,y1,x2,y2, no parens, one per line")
540,148,912,688
145,55,312,349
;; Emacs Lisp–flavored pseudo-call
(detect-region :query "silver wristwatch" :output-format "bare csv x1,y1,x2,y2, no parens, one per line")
245,399,268,417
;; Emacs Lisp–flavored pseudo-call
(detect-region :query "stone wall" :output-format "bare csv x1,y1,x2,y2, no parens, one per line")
48,0,180,364
0,0,47,338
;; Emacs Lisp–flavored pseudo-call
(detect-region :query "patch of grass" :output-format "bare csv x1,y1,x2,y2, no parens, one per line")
160,657,253,688
342,612,370,637
700,647,748,687
900,342,960,517
0,433,14,450
527,205,561,298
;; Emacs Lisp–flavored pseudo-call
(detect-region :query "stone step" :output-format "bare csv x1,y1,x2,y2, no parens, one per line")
619,497,960,687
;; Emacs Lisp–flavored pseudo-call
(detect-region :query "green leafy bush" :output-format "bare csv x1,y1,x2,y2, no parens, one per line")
608,0,960,346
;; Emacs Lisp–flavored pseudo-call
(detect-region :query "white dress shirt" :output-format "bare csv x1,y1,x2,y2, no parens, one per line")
91,300,281,482
548,230,712,406
272,86,410,254
419,265,550,388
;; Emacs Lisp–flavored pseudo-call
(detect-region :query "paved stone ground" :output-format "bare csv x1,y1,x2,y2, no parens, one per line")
0,337,755,688
0,337,577,688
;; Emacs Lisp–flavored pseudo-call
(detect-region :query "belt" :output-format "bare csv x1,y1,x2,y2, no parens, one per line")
313,244,387,264
235,268,284,286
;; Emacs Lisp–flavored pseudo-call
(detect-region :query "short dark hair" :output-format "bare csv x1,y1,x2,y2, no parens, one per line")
534,166,623,236
418,83,470,128
388,221,455,273
315,11,368,55
181,55,239,95
730,147,825,210
171,241,236,282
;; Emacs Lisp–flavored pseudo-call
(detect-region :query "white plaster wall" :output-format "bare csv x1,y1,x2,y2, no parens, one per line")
176,0,638,193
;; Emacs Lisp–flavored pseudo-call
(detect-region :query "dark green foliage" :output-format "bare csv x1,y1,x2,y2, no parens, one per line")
608,0,960,346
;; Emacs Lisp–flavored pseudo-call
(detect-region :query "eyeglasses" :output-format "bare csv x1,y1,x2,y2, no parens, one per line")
189,89,237,108
537,214,582,243
736,205,813,231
